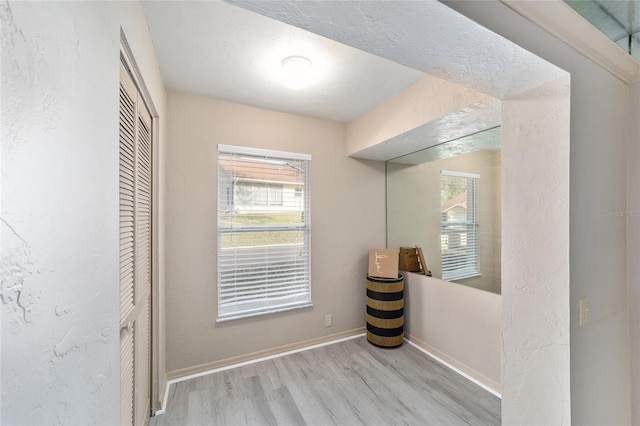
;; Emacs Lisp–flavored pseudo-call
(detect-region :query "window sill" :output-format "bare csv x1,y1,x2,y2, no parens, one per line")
216,303,314,323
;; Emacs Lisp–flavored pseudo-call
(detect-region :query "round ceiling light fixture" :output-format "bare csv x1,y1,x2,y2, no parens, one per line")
281,55,314,90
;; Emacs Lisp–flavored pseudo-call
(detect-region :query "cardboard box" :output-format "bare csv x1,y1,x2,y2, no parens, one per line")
368,248,399,278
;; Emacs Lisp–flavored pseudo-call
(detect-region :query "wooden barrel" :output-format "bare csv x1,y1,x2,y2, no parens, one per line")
366,275,404,348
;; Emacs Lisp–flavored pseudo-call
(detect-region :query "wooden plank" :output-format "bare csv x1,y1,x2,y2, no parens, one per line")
416,244,429,275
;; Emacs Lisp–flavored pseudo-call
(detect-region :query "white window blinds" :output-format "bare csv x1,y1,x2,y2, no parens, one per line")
217,144,312,321
441,170,480,281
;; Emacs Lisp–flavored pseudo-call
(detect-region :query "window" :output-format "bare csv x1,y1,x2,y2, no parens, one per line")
235,182,284,206
440,170,480,281
217,144,311,321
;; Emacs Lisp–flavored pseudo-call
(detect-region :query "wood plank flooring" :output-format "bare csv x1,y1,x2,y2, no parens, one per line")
151,337,500,426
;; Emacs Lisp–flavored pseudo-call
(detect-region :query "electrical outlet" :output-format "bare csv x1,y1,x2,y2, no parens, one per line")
324,314,332,328
579,297,589,326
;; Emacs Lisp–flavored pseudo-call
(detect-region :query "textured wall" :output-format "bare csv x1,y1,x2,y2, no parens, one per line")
501,76,571,425
165,92,385,374
346,75,493,157
1,1,167,423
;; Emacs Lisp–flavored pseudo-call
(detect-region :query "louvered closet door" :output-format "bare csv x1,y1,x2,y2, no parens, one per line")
119,60,152,426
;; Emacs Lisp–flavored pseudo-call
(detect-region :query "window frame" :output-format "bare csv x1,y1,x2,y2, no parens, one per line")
216,144,312,322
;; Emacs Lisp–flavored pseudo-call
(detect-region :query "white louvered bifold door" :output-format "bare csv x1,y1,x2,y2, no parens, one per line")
119,59,152,426
134,84,152,426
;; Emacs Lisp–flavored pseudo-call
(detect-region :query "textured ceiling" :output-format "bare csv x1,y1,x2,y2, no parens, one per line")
232,0,566,100
142,0,564,160
141,1,425,123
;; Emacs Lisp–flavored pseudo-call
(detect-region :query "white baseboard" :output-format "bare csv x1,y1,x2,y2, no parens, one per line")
154,329,501,416
154,328,365,416
404,333,502,398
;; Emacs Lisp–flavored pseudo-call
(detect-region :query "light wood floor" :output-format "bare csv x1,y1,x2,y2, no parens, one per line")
151,336,500,425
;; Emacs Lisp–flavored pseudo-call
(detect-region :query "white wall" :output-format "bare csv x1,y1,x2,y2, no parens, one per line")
404,273,502,392
165,91,386,375
1,1,167,423
444,1,631,424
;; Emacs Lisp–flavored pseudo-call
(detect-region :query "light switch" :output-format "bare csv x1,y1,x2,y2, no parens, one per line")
579,297,589,326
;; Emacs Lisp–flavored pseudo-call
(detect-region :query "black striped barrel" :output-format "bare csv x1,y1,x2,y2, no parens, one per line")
366,275,404,348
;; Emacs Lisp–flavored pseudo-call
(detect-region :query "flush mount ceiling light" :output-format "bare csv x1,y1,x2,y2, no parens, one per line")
281,55,314,90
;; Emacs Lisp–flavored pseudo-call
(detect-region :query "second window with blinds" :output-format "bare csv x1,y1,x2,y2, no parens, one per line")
440,170,480,281
217,145,312,321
